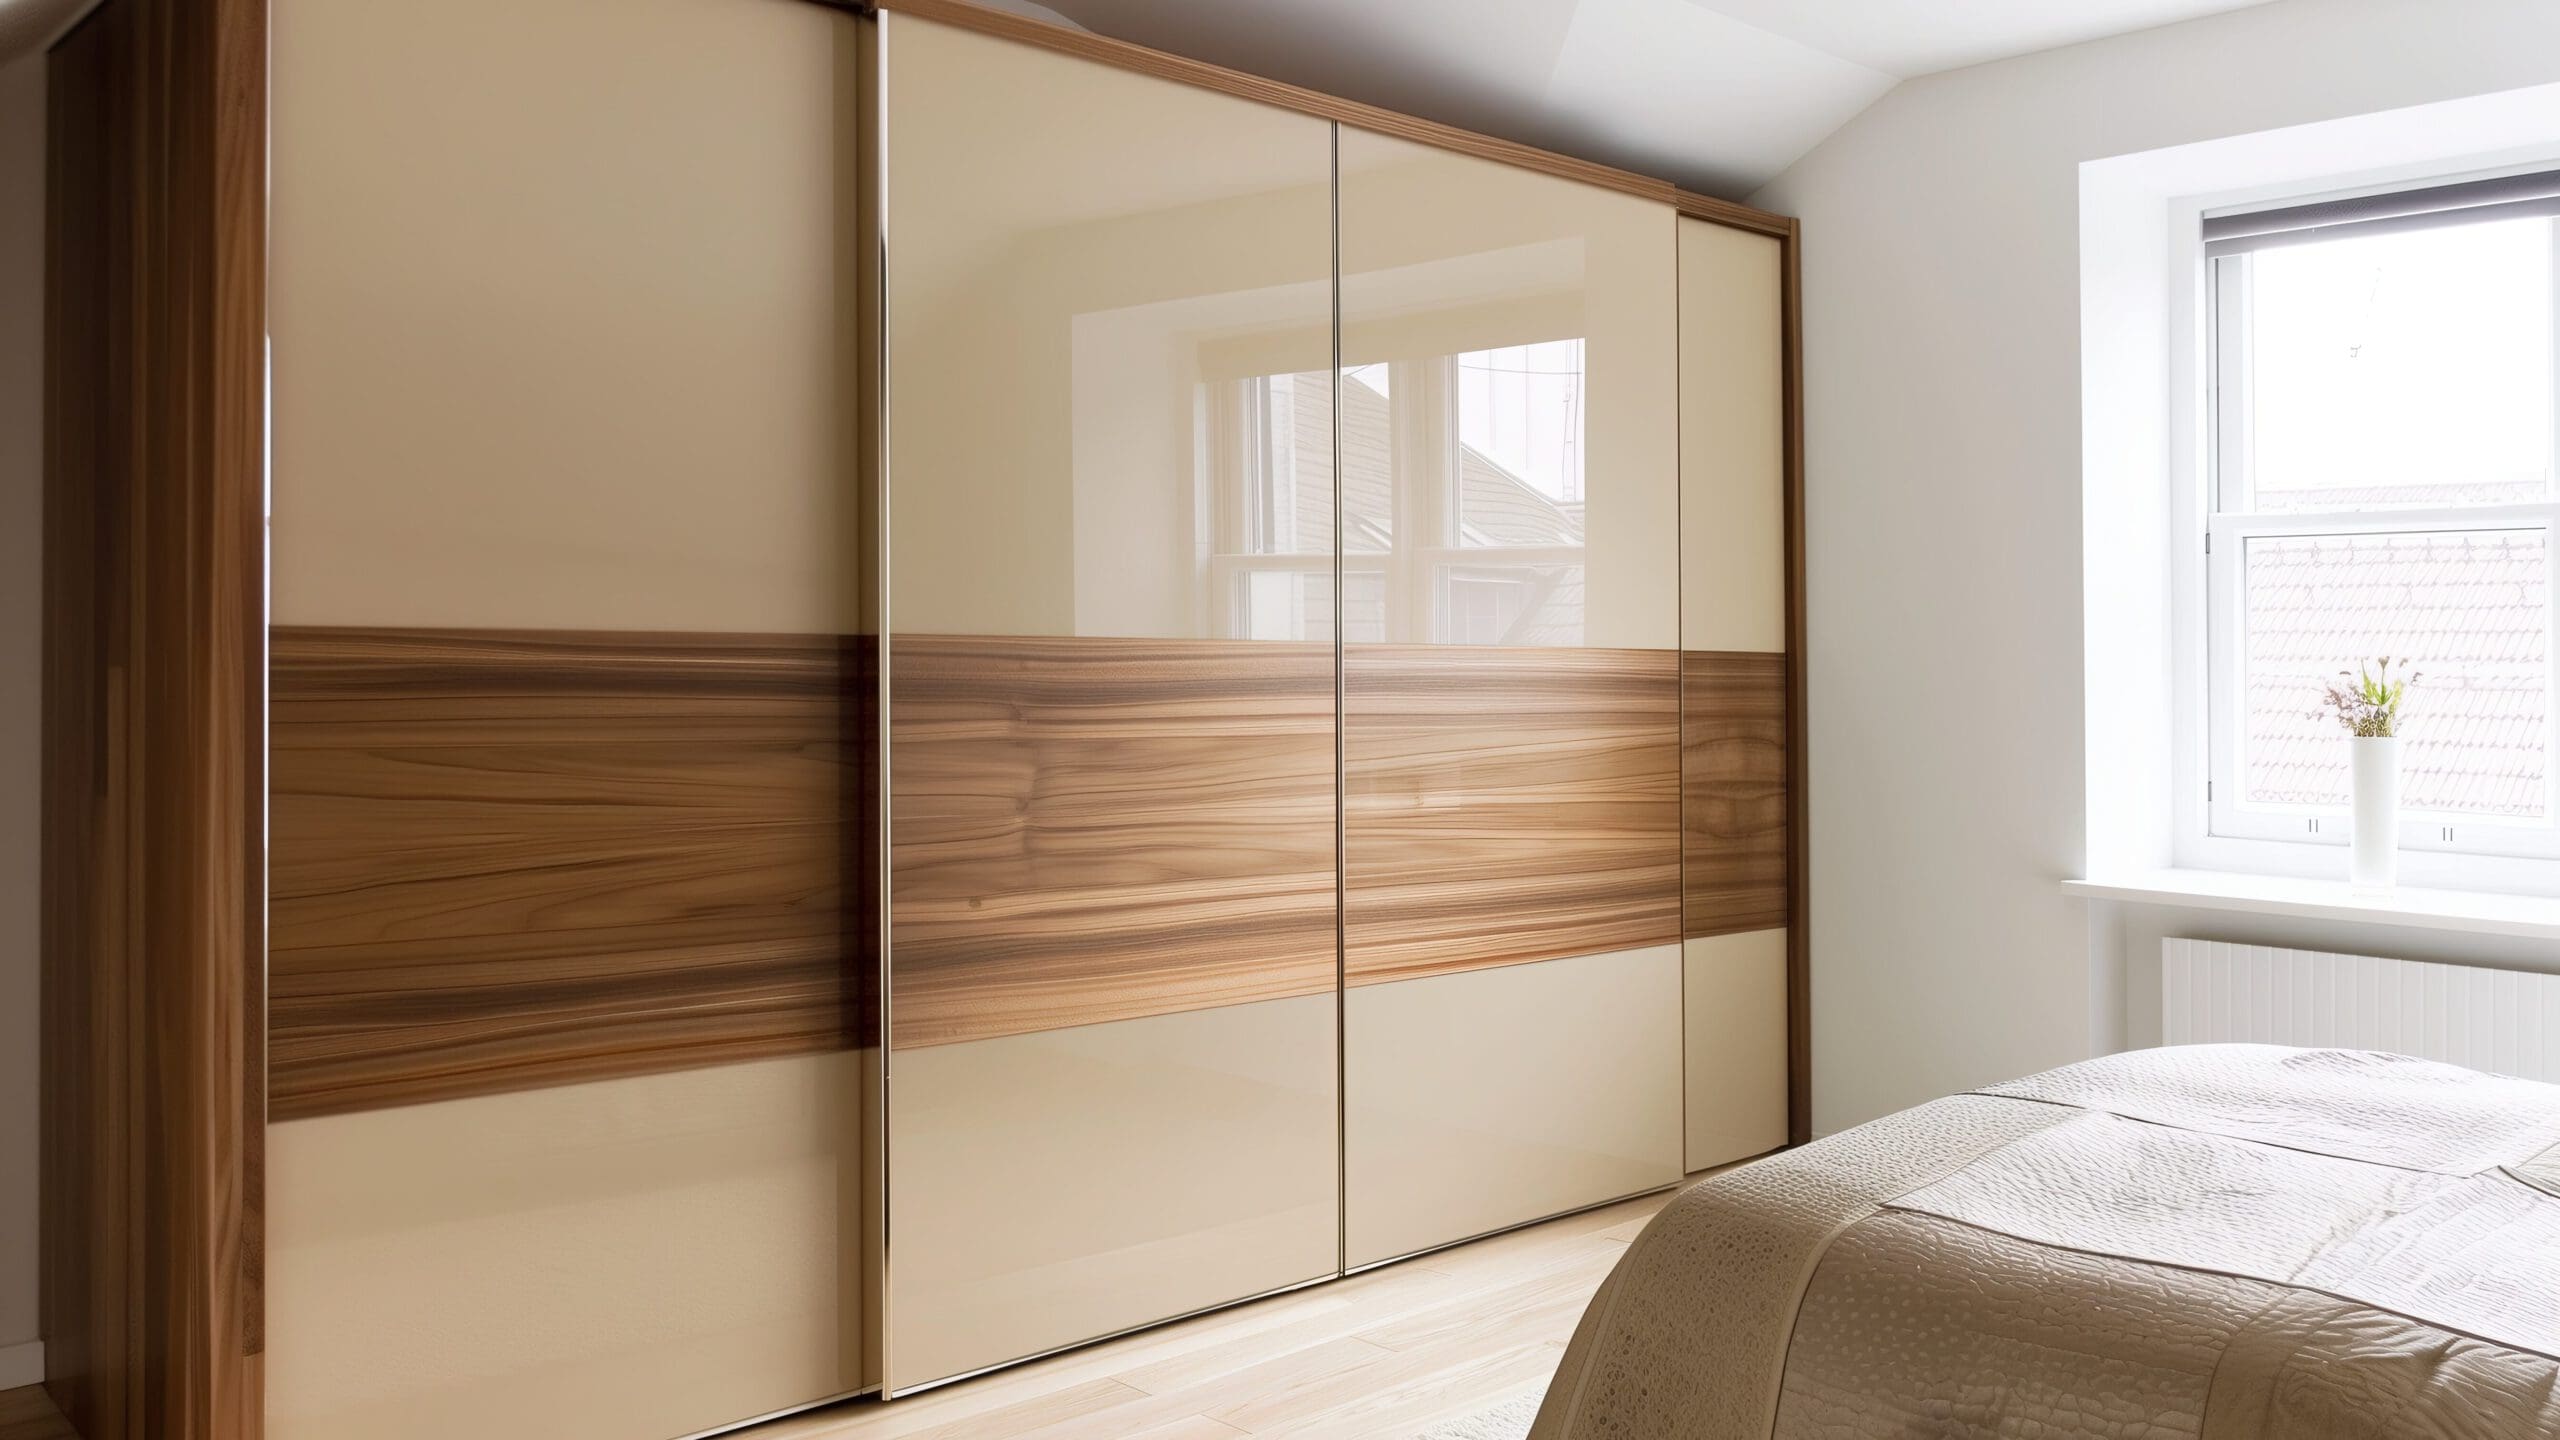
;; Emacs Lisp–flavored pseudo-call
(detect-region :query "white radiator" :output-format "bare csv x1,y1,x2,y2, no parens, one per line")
2162,938,2560,1084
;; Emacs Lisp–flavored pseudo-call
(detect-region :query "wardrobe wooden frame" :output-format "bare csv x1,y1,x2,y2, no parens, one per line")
39,0,267,1436
37,0,1804,1433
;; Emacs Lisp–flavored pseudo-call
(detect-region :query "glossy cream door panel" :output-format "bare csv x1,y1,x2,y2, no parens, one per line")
886,997,1338,1390
269,0,861,633
1334,127,1681,1269
1683,930,1789,1172
1345,946,1682,1268
1337,129,1677,651
880,12,1342,1394
1677,219,1787,654
266,1053,870,1440
270,1,875,1437
883,14,1334,640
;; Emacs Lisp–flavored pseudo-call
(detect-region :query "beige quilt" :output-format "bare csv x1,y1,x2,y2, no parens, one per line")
1532,1045,2560,1439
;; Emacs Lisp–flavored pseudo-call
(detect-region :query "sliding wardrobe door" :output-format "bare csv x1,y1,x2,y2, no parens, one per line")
1677,217,1792,1171
1337,130,1684,1267
265,1,874,1437
879,15,1339,1392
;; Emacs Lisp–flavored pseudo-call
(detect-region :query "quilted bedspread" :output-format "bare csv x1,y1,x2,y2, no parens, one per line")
1531,1045,2560,1439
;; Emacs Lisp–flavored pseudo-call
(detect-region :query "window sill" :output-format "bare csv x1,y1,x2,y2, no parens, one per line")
2064,868,2560,941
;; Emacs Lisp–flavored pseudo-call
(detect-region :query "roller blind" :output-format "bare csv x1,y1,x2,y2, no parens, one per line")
2204,168,2560,257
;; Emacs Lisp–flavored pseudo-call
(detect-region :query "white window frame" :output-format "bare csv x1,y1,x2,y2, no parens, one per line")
2188,205,2560,885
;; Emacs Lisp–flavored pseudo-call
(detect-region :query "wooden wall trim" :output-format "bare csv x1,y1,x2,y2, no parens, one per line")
267,627,876,1119
1344,646,1683,987
888,634,1339,1049
42,0,267,1432
871,0,1794,240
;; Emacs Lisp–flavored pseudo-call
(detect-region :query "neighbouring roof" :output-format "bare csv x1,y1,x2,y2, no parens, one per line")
2243,529,2547,819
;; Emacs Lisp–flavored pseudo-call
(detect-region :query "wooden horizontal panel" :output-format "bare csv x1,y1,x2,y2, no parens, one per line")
1683,651,1790,937
268,627,875,1119
877,0,1792,240
888,634,1339,1049
1344,646,1681,986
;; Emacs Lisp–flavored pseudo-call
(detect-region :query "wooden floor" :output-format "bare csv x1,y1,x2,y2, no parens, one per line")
0,1386,75,1440
764,1182,1689,1440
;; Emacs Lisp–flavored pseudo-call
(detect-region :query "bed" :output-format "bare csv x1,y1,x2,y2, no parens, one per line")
1532,1044,2560,1439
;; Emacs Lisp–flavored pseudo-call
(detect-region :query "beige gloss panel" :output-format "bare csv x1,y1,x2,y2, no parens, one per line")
1683,929,1790,1172
1677,219,1787,654
886,996,1338,1391
268,0,860,633
1345,946,1682,1268
884,14,1334,639
265,1052,871,1440
1336,128,1678,650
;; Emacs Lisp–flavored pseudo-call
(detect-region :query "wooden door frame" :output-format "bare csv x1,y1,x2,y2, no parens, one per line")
41,0,266,1434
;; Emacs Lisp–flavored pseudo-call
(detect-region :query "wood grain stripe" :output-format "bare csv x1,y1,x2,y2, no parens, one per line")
875,0,1791,239
1344,646,1682,986
1683,651,1790,938
267,627,876,1119
887,634,1339,1049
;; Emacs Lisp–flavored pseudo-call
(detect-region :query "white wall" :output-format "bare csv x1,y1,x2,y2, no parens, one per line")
1750,0,2560,1136
0,50,47,1368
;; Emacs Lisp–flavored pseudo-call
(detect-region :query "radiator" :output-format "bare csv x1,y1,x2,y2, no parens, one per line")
2162,938,2560,1084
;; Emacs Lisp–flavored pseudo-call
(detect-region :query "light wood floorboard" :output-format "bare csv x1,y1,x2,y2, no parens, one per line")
766,1180,1699,1440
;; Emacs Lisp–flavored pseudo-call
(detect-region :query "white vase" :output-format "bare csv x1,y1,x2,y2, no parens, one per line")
2350,735,2400,892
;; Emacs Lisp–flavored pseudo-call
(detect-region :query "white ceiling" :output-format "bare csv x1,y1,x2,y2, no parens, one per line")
1024,0,2284,197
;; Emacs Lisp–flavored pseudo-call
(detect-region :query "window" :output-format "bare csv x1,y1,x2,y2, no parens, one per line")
1211,341,1591,647
1206,370,1349,642
1343,344,1589,646
2203,174,2560,863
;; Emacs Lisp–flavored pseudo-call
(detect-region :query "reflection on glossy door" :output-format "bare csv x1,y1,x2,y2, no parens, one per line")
1337,128,1677,650
881,13,1340,1392
1337,125,1684,1263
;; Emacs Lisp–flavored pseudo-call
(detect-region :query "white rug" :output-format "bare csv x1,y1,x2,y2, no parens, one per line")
1416,1391,1540,1439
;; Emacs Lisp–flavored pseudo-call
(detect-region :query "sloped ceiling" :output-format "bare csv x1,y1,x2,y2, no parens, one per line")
1028,0,2284,197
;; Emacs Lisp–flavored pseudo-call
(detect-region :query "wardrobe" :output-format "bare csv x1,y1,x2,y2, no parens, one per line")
252,0,1802,1433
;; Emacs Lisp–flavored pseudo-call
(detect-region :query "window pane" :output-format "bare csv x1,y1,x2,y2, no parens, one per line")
2241,529,2548,818
1253,371,1334,555
1458,339,1584,504
1338,363,1392,556
1230,567,1332,643
1437,561,1583,646
2242,217,2554,511
1342,570,1386,644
